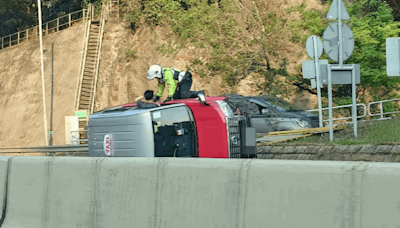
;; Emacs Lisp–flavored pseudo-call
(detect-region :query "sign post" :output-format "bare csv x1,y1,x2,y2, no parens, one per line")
323,0,359,140
313,36,323,127
303,35,324,127
327,65,333,141
302,0,360,141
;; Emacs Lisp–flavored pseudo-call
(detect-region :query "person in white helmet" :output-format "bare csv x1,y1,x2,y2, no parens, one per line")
146,64,204,102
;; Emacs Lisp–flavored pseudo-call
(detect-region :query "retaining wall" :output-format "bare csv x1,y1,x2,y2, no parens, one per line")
0,157,400,227
257,144,400,162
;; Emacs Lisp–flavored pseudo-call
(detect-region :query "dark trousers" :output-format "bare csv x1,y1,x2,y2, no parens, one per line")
173,77,199,100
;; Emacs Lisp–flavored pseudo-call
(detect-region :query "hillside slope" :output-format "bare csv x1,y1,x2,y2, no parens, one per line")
0,0,326,147
0,24,85,147
94,0,326,111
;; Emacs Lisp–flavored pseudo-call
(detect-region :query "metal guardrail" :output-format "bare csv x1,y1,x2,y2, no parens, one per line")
0,8,90,50
305,103,367,122
0,145,88,154
368,98,400,118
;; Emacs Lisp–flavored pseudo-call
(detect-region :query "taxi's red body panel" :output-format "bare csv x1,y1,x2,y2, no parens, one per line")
122,96,229,158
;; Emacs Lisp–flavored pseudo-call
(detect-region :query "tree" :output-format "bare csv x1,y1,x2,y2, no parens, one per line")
346,0,400,96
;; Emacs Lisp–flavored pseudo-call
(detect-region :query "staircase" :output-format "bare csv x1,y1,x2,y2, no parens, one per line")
77,21,101,112
72,1,118,144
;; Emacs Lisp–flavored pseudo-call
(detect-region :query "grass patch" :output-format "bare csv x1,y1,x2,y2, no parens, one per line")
285,116,400,145
119,48,138,61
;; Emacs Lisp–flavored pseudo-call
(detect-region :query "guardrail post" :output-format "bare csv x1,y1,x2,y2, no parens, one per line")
26,29,29,42
69,13,71,27
46,23,49,35
380,101,384,119
57,18,59,32
36,26,38,40
1,37,3,49
17,32,20,44
9,35,11,47
83,9,86,22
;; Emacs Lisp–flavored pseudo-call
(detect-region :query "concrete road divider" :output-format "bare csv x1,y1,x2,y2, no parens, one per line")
1,157,400,227
0,156,11,225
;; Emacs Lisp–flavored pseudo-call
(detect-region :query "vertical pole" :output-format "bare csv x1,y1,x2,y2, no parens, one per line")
9,35,11,47
313,35,323,128
69,13,71,27
352,65,357,137
88,4,91,21
1,37,3,49
17,32,20,44
49,43,54,146
83,9,86,22
46,23,49,35
380,102,384,119
338,0,343,67
26,29,29,42
36,26,38,40
57,18,59,32
38,0,49,146
328,65,333,141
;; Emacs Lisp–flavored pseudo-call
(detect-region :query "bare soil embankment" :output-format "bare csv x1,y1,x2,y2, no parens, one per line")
0,0,327,147
94,0,326,111
0,24,85,147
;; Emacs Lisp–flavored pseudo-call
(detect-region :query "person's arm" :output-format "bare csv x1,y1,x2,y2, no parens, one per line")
135,95,144,102
137,100,159,109
163,71,177,97
156,82,165,97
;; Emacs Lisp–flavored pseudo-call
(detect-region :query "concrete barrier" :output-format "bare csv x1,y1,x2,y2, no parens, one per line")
1,157,400,227
0,156,11,225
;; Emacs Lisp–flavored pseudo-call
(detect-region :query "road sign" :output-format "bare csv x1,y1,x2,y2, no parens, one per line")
386,38,400,77
306,36,323,59
303,35,324,128
320,64,360,85
327,0,350,20
302,60,328,79
323,22,354,62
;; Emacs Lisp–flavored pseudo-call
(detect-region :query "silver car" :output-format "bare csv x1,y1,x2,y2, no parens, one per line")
224,94,322,133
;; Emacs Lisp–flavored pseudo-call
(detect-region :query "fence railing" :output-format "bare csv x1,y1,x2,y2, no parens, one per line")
306,103,367,123
368,98,400,118
70,130,88,145
0,8,90,50
305,98,400,123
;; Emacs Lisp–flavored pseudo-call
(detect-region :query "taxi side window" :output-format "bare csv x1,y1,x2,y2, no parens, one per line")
151,106,196,157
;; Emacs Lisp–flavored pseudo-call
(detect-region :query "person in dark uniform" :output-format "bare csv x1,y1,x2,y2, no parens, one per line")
135,90,160,109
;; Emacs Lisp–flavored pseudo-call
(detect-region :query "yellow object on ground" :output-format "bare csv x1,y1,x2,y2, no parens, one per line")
257,125,347,144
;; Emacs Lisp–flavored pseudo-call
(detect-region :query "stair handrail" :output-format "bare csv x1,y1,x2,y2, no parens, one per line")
90,2,109,114
75,17,92,110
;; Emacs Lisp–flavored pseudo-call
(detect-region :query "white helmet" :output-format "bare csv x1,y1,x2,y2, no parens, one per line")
146,65,162,80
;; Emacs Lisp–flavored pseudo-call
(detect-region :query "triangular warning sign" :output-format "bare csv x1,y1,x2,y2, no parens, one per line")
327,0,350,20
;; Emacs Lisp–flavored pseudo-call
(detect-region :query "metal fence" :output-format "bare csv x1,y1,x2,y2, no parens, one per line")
305,98,400,123
368,98,400,118
0,9,90,50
